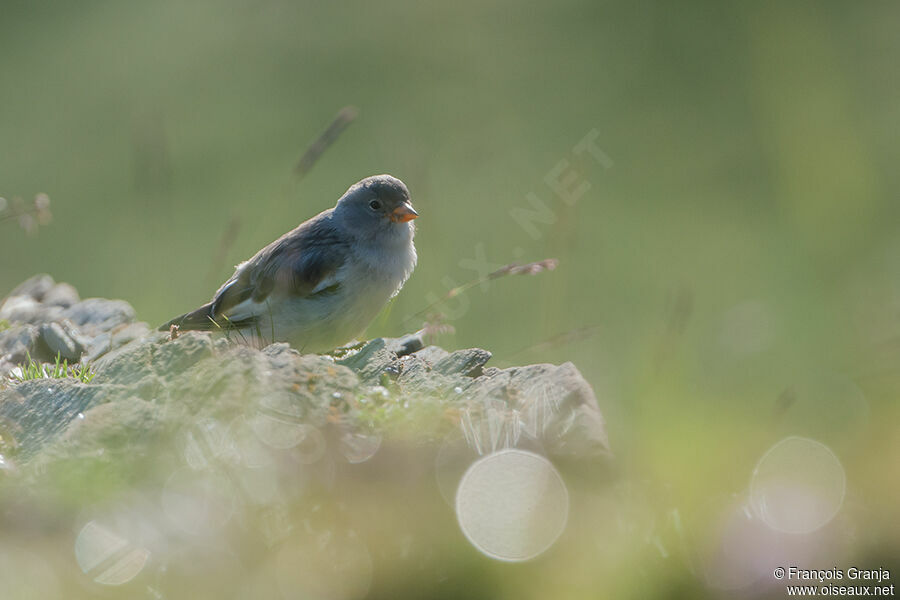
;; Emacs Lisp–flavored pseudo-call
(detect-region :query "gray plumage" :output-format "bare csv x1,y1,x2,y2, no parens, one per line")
160,174,418,352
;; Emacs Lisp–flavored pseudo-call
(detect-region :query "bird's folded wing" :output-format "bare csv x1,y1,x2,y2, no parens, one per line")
208,217,349,327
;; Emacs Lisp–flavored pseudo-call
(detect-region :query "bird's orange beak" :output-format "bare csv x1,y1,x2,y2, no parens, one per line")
390,203,419,223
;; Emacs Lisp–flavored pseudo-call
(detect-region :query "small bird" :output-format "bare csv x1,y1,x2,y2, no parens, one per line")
160,174,418,352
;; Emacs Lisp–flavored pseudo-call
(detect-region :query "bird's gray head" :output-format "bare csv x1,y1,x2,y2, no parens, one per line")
333,174,418,242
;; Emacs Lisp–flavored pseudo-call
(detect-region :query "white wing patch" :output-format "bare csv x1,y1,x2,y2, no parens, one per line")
221,297,271,323
309,269,344,295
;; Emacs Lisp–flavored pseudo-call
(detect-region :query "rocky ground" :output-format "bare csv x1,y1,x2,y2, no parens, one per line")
0,274,610,599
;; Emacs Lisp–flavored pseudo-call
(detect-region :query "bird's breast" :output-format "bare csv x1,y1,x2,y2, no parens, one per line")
351,237,417,293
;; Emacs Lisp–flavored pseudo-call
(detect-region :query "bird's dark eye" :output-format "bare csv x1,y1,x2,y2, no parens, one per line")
369,200,381,210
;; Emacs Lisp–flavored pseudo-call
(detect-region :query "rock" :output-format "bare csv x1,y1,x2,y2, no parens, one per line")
0,276,610,463
0,295,42,323
61,319,93,353
61,298,136,336
383,332,425,356
0,274,612,598
336,338,398,383
0,323,39,365
462,361,611,458
110,321,149,346
3,329,609,465
7,274,55,301
82,332,112,363
39,322,84,361
433,348,492,377
42,282,80,308
82,324,147,364
411,345,450,365
0,278,146,378
0,378,104,458
45,395,162,462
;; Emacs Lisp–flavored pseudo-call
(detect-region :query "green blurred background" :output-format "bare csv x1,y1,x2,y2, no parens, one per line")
2,0,900,596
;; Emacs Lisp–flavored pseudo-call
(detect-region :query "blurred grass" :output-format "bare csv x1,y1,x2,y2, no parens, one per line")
2,0,900,596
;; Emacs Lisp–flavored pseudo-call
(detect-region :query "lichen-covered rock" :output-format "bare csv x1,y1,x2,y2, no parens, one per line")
0,378,105,458
0,275,611,598
432,348,492,377
1,276,609,464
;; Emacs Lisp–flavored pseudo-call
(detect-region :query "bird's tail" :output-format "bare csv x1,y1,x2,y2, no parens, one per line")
158,303,217,332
